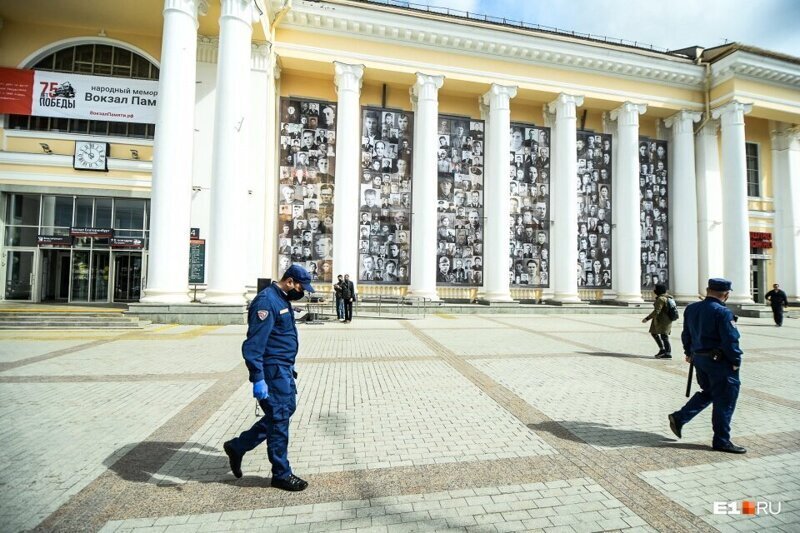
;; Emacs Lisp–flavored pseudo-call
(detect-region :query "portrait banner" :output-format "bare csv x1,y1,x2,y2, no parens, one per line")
576,131,613,289
639,138,670,289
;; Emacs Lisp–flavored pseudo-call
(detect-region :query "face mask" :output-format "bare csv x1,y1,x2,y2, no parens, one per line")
287,288,305,301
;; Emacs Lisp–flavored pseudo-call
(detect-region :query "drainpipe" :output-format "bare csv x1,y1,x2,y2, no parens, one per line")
694,49,711,134
270,0,292,40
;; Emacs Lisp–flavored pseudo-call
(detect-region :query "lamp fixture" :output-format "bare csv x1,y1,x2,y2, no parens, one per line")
130,149,140,160
39,143,53,154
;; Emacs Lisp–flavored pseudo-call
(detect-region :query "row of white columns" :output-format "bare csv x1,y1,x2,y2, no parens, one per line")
143,1,798,305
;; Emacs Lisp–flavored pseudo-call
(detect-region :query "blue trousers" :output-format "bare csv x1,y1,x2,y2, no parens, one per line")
229,364,297,479
673,355,740,448
335,296,344,319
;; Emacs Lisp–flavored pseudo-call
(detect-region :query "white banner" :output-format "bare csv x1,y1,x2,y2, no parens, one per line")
31,70,159,124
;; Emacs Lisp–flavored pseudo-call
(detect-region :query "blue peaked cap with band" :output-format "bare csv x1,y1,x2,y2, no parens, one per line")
283,264,316,292
708,278,732,292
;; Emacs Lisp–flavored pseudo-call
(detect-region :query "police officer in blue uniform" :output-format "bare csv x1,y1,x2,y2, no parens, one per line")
223,264,314,490
668,278,746,454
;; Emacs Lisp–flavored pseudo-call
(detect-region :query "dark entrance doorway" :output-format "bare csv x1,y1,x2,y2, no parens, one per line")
40,249,71,301
113,252,142,302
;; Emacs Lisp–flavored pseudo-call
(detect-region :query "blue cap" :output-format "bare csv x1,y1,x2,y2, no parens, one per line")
708,278,732,291
283,264,316,292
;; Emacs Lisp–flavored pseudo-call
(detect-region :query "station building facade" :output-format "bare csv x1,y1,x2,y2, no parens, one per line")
0,0,798,306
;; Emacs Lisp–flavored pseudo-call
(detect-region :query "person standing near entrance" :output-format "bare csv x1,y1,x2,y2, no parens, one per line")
668,278,746,454
642,283,673,358
341,273,355,323
333,274,345,321
765,283,788,327
223,264,315,491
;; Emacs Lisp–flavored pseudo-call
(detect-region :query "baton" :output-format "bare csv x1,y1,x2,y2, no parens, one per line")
685,361,694,398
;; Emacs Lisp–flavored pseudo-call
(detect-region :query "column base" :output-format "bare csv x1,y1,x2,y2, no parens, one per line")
141,288,191,304
727,295,755,305
672,293,702,305
477,290,515,304
203,289,248,305
727,303,772,318
405,289,440,302
614,292,645,305
547,292,582,305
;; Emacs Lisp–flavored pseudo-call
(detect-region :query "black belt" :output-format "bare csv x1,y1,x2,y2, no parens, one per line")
693,349,723,361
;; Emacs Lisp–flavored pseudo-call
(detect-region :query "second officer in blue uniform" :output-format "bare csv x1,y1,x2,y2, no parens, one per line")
223,264,314,490
668,278,747,454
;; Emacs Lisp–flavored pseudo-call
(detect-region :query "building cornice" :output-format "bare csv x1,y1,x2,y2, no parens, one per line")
275,0,705,89
711,50,800,91
0,152,152,173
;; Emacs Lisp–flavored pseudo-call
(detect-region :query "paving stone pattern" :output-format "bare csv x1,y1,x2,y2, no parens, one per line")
0,312,798,532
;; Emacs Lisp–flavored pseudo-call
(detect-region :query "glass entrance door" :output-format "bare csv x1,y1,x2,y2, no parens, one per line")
91,251,110,302
40,249,71,301
4,250,36,300
113,252,142,302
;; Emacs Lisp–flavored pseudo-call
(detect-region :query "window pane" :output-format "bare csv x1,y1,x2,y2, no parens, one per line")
69,119,89,134
74,62,93,74
93,63,112,76
113,48,132,68
53,48,74,71
95,45,112,65
89,120,109,135
109,122,128,136
75,197,93,227
41,196,74,227
75,44,94,63
114,199,144,229
3,226,38,246
7,194,41,225
8,115,29,129
34,54,55,70
96,198,113,227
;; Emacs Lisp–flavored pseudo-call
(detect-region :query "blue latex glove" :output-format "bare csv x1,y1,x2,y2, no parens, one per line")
253,380,268,400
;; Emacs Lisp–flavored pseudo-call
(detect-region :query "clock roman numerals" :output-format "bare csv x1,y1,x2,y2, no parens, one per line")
74,141,108,171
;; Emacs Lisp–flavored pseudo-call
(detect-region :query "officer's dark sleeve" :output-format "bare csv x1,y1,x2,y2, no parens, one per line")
241,295,276,383
717,307,743,366
680,306,692,356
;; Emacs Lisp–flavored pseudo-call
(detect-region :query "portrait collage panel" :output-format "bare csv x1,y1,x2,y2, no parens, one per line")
639,138,670,290
358,107,414,284
509,123,551,287
576,131,613,289
436,116,485,286
277,98,337,282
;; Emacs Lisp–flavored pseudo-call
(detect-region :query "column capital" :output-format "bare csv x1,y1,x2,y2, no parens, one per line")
197,35,219,63
542,103,555,128
333,62,365,94
711,100,752,125
664,109,702,133
411,72,444,103
480,83,517,110
697,119,720,137
250,42,272,71
219,0,258,24
770,123,800,151
165,0,208,25
547,93,584,119
609,101,647,126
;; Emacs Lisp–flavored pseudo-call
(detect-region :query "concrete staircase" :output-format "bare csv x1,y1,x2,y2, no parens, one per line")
0,309,148,330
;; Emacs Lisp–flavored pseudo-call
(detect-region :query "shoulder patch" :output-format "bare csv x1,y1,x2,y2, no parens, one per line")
257,310,269,321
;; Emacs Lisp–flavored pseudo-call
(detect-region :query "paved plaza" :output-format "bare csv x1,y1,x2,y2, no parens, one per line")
1,312,799,532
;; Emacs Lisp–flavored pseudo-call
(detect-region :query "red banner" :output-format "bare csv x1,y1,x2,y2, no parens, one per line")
750,232,772,249
0,67,34,115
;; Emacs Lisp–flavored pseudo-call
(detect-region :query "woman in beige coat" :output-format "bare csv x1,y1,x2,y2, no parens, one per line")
642,283,672,358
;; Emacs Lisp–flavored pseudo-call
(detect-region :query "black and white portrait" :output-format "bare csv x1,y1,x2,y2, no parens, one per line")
577,131,613,289
509,123,551,287
277,98,336,282
436,116,485,286
639,138,669,290
358,107,414,284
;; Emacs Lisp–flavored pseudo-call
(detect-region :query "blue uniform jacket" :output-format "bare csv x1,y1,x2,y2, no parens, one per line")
681,296,743,366
242,283,298,383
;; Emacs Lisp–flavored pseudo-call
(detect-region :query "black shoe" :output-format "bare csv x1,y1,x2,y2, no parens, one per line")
713,443,747,454
271,473,308,491
655,353,672,359
223,440,243,478
668,413,682,439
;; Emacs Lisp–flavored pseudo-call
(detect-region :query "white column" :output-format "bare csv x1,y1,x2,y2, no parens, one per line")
142,0,206,304
408,73,444,300
610,102,647,304
548,93,583,303
480,84,517,302
713,100,754,303
332,62,365,288
205,0,255,304
695,120,724,286
771,124,800,302
664,110,702,302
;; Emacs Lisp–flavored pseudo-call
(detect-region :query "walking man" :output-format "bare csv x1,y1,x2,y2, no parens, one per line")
765,283,788,327
668,278,746,454
341,273,355,323
333,274,345,321
642,283,673,358
223,264,315,490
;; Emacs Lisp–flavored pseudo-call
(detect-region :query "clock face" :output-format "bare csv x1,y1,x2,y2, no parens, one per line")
74,141,108,171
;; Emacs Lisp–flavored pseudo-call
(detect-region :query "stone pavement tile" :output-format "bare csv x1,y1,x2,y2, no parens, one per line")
424,327,578,356
739,361,800,401
153,360,554,482
297,329,436,359
640,451,800,531
408,315,508,330
1,336,241,376
0,339,93,363
0,380,213,533
494,315,621,333
102,477,647,532
472,355,800,449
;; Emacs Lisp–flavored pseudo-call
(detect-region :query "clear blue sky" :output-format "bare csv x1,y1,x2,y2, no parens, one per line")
419,0,800,57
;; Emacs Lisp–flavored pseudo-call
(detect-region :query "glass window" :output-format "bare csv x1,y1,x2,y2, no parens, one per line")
746,143,760,197
41,196,74,227
75,197,93,227
6,194,40,226
96,198,112,227
3,226,38,247
114,199,144,229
